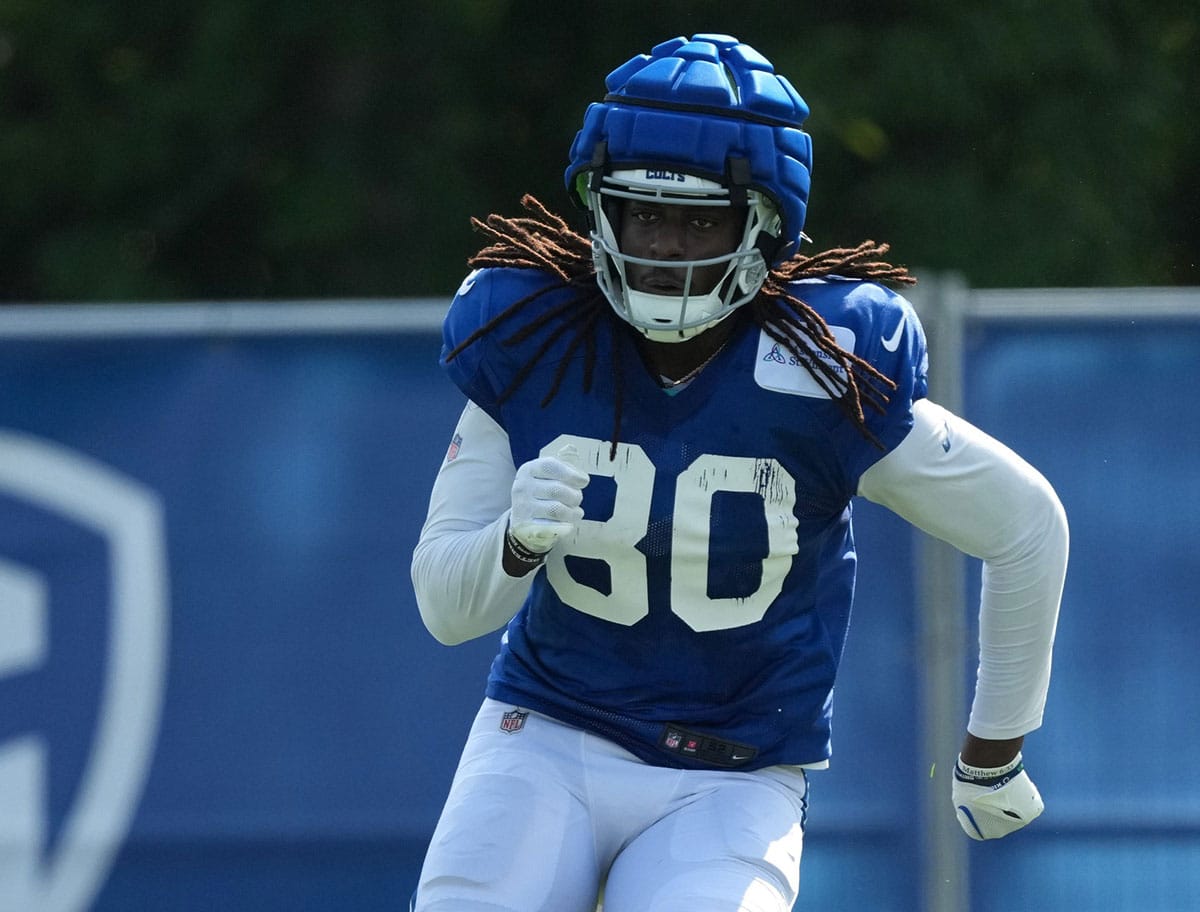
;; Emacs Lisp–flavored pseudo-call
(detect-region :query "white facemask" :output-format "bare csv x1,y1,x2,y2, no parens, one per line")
587,169,779,342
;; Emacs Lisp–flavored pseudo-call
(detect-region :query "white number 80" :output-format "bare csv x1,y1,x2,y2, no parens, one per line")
542,435,800,632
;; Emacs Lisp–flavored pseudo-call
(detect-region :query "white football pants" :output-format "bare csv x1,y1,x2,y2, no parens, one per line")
415,698,809,912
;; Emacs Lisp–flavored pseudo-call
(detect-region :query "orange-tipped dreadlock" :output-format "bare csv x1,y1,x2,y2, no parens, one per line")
446,195,917,457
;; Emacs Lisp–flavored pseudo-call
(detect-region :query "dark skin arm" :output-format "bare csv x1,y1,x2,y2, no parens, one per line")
960,733,1024,768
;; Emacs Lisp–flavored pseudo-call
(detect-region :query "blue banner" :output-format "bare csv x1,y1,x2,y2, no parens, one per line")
0,317,507,909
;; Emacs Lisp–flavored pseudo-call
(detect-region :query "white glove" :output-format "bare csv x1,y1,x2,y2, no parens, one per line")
952,752,1044,840
508,446,589,553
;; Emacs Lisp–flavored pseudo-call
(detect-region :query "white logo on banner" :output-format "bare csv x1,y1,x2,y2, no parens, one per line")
0,432,169,912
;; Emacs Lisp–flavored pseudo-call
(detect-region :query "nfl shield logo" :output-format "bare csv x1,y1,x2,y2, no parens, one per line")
445,433,462,462
499,709,528,734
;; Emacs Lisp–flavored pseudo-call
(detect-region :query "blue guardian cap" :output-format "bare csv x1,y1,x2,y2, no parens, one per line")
565,35,814,341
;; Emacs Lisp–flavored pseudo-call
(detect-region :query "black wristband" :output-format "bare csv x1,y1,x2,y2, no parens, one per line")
505,527,548,565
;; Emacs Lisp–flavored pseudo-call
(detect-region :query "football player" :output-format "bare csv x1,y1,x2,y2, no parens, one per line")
410,33,1068,912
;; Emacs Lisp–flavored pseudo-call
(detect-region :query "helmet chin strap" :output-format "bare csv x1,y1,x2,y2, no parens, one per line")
623,288,732,342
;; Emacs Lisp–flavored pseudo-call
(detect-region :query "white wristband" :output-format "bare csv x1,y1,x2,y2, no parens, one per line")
955,751,1022,781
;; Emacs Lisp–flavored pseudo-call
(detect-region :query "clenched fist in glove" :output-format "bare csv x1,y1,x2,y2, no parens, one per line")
507,446,589,558
952,752,1044,840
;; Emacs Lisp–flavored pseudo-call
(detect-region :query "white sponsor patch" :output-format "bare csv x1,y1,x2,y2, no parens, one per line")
753,326,856,399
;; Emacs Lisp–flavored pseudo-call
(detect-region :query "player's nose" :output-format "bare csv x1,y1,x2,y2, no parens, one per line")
648,218,686,260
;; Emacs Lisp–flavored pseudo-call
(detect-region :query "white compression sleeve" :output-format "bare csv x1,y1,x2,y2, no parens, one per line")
857,399,1069,738
410,401,534,645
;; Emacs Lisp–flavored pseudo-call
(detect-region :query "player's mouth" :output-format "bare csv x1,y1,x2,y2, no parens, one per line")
633,269,686,295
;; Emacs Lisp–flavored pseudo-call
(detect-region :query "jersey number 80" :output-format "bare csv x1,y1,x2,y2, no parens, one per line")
541,434,800,633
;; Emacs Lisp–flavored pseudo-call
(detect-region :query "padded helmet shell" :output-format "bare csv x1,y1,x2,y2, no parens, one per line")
565,34,813,265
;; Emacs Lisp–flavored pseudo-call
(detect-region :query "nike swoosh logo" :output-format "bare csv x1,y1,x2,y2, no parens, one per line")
456,269,480,297
881,318,905,352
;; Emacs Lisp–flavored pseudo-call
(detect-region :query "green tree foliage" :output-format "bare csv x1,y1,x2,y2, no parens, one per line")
0,0,1195,301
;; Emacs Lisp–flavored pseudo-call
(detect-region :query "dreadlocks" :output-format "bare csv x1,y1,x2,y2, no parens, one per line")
445,194,916,457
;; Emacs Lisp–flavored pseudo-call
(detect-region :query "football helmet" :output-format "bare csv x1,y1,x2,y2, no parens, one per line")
565,34,813,341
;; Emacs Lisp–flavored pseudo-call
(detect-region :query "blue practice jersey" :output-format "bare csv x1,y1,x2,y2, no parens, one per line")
441,267,929,770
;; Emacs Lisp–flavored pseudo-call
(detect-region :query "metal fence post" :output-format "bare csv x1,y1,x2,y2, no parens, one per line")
909,272,971,912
